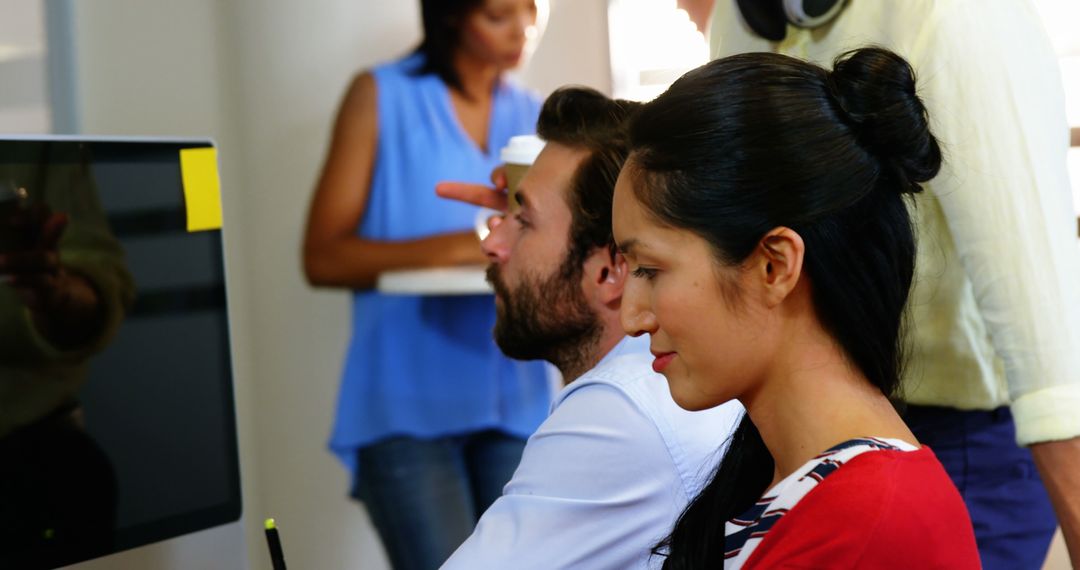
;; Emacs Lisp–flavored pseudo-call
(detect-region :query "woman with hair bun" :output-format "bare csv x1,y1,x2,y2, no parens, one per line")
613,47,980,568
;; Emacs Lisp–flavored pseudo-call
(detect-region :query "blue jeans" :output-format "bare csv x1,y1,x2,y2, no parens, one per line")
905,405,1058,570
353,430,526,570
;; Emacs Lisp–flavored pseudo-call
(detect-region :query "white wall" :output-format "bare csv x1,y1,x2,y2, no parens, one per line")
518,0,612,95
0,0,50,132
217,0,422,567
62,0,254,568
61,1,611,568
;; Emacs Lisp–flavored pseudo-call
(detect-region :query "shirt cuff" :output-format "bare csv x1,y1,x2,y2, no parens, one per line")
1011,384,1080,446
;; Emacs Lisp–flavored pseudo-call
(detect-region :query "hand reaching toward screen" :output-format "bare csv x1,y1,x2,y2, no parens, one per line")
436,166,511,212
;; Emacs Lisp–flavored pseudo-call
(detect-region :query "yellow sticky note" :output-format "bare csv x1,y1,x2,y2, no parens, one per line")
180,147,223,232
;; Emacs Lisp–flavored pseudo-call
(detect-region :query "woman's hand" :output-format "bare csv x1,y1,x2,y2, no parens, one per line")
303,73,491,290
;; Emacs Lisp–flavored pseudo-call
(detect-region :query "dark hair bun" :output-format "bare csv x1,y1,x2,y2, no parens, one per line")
828,47,942,190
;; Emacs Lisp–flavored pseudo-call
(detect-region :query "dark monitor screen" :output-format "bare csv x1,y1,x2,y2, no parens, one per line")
0,137,242,569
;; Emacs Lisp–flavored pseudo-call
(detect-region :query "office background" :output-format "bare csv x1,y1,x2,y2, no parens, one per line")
0,1,1076,568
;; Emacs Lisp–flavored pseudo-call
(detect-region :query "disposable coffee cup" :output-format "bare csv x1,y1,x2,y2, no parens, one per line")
499,135,546,213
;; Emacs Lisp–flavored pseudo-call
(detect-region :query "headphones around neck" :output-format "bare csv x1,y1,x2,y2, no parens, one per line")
736,0,848,41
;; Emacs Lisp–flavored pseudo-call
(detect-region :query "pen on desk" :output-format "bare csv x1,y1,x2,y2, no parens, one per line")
265,518,287,570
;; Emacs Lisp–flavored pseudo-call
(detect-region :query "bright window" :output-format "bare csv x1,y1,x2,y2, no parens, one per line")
607,0,708,102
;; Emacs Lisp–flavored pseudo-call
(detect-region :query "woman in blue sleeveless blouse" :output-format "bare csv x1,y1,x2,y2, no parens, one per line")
302,1,551,568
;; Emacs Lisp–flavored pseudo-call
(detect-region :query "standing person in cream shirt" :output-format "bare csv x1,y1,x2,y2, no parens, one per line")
675,1,1080,567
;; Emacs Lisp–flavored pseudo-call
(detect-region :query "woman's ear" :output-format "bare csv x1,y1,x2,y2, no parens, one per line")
754,227,805,308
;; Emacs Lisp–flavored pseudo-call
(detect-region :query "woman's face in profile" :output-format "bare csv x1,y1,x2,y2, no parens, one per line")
459,0,539,70
612,169,767,411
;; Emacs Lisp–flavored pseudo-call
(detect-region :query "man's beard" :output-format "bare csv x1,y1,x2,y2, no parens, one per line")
486,258,601,373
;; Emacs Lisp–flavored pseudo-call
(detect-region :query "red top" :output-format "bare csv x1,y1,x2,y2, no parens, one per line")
744,447,980,569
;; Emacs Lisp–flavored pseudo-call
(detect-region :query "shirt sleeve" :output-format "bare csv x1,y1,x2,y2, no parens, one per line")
914,1,1080,445
441,382,685,570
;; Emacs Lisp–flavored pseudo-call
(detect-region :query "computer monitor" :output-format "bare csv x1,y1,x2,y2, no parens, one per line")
0,137,242,569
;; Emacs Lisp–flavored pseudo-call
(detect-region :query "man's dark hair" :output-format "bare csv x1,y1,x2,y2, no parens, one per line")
414,0,485,93
536,87,641,276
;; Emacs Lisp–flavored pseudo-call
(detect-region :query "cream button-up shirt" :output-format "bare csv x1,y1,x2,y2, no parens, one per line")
710,0,1080,446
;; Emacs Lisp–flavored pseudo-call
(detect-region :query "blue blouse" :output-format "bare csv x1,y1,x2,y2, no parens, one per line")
328,53,552,475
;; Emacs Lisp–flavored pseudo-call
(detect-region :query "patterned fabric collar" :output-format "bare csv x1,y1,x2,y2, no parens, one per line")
723,437,918,569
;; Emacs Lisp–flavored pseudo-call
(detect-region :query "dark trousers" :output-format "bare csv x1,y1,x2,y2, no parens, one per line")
905,405,1057,570
353,429,527,570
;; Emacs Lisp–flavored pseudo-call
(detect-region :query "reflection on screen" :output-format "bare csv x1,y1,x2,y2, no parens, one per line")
0,139,241,569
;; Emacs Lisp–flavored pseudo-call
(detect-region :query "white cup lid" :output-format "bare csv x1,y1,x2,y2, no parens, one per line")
500,134,546,165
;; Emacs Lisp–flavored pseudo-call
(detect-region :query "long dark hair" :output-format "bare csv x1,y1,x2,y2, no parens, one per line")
626,48,942,568
414,0,486,92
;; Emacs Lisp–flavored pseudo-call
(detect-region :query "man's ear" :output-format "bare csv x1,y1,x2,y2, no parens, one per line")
582,248,627,307
752,227,805,308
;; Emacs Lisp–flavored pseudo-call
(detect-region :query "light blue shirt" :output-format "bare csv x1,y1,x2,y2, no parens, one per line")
328,53,551,475
443,335,743,569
